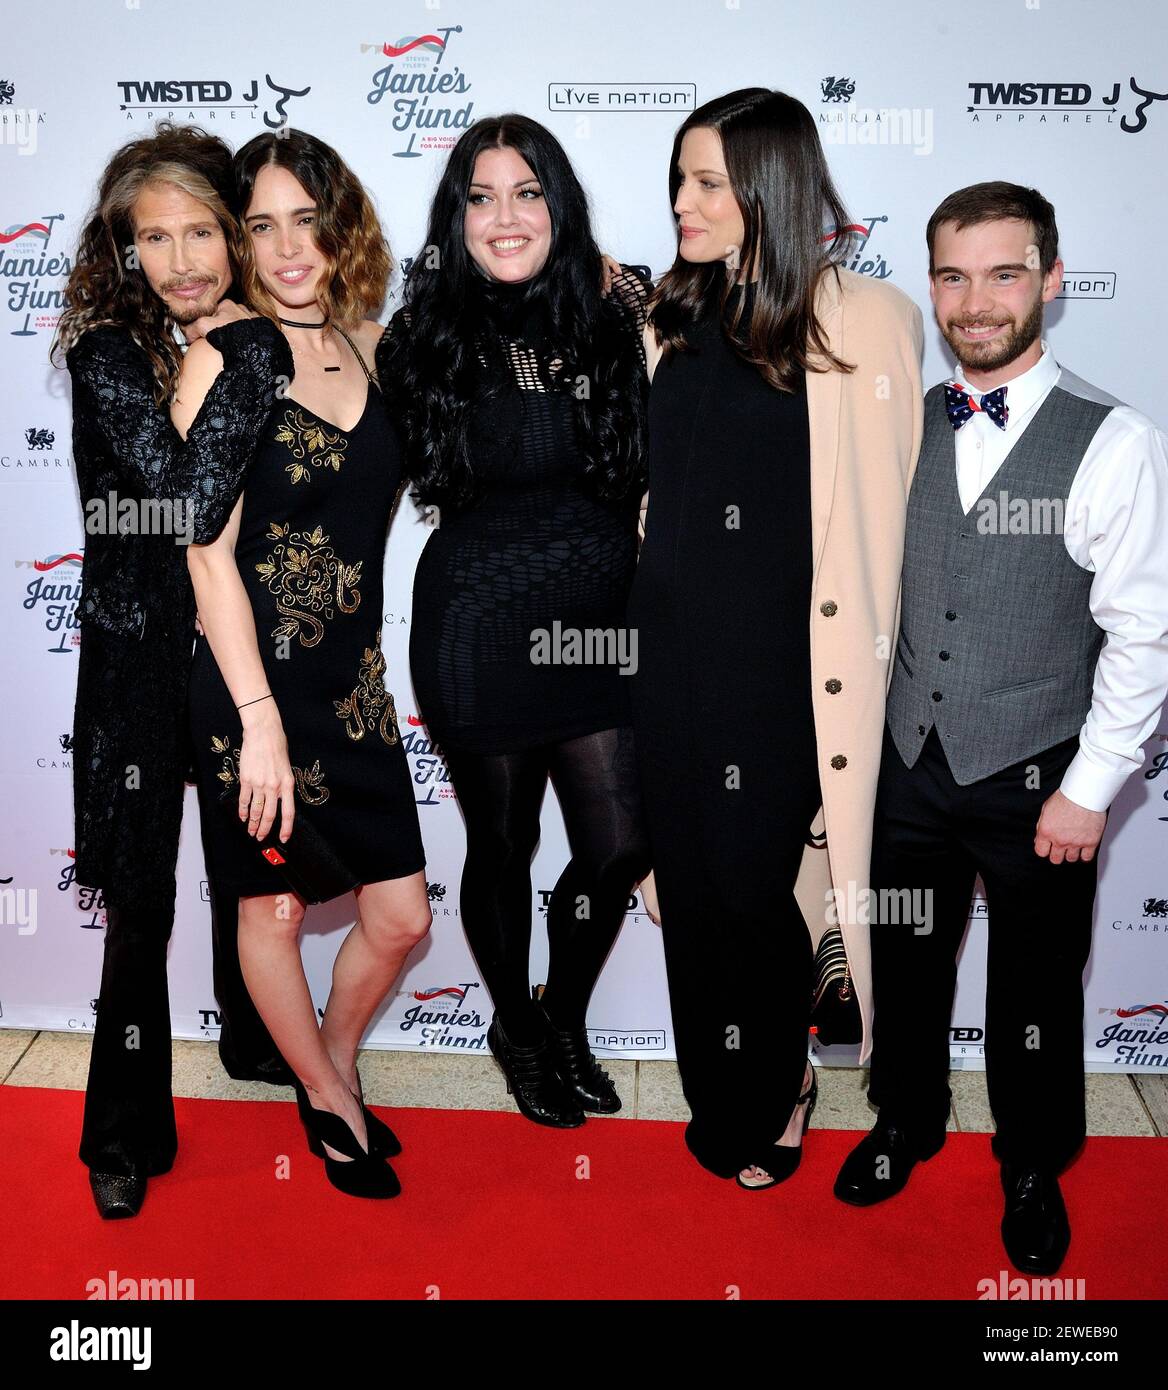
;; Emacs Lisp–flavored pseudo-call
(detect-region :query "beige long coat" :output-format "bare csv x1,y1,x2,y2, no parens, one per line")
643,266,924,1064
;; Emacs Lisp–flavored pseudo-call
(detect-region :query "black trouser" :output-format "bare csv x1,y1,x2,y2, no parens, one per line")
441,726,651,1047
867,725,1097,1173
79,876,286,1177
79,886,179,1177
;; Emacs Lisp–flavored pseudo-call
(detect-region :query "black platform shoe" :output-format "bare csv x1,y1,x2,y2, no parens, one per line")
292,1079,401,1198
89,1170,146,1219
486,1014,585,1128
1001,1165,1070,1275
533,993,621,1113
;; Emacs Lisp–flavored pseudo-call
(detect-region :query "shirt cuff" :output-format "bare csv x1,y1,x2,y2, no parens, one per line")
1057,747,1131,813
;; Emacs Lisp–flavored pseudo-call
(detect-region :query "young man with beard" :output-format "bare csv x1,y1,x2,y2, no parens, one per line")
54,123,294,1218
833,182,1168,1274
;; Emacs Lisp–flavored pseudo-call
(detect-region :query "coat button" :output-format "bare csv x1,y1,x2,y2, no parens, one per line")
931,691,943,702
945,611,957,621
820,600,838,617
939,651,950,661
830,754,847,770
825,678,842,694
918,724,927,735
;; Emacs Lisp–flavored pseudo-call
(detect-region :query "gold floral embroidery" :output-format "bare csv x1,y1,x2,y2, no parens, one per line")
255,522,361,649
274,408,347,484
211,735,331,806
334,633,401,746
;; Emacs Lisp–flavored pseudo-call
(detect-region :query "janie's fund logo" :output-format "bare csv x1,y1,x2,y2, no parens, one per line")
17,550,82,653
365,27,473,157
2,214,69,337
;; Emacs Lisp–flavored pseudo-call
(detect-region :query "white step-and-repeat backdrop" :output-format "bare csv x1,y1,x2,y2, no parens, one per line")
2,0,1166,1072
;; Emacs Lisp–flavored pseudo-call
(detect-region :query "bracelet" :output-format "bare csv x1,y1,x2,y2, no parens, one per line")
236,693,273,710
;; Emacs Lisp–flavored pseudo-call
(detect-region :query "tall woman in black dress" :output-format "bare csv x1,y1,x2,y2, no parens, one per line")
629,90,920,1188
176,132,430,1198
377,115,651,1127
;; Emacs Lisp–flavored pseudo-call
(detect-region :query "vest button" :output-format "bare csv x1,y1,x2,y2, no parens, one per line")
931,691,943,702
918,725,927,735
820,600,838,617
830,754,848,770
939,651,950,661
945,611,957,621
825,678,842,694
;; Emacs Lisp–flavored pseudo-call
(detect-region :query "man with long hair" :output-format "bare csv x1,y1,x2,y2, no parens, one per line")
54,122,293,1218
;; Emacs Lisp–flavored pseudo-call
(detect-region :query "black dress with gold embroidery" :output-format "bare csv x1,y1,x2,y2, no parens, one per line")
188,335,426,896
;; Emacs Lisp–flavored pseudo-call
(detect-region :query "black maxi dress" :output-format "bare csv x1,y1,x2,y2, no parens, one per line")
188,331,426,896
626,280,823,1177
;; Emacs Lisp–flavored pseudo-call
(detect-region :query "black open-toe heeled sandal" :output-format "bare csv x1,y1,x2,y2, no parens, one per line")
735,1067,818,1191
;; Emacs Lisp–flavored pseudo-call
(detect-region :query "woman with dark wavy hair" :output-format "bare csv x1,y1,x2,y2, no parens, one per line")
376,114,652,1128
629,88,923,1188
177,129,430,1198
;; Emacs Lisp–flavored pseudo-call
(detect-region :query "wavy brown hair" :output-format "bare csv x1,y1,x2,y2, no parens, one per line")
232,130,391,331
52,122,243,405
649,88,855,392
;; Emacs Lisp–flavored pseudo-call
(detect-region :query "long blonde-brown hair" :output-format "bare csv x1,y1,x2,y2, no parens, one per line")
53,123,245,405
232,130,390,332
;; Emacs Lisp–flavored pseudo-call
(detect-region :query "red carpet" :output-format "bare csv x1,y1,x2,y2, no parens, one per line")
5,1085,1164,1300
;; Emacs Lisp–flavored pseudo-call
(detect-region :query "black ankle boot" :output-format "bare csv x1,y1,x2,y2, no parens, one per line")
486,1013,585,1128
533,994,621,1113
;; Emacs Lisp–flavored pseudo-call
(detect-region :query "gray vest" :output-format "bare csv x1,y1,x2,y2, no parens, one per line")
887,376,1114,784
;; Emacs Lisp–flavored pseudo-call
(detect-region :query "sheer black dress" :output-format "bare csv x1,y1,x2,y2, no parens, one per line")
375,268,652,1060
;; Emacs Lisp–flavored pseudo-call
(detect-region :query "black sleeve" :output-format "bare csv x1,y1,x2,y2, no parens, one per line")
67,318,294,545
374,306,410,408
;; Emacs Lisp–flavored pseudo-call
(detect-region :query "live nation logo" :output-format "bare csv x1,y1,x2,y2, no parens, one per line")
967,76,1167,132
116,74,310,126
364,28,474,158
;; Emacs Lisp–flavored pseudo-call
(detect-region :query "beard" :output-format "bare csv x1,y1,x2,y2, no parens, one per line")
942,290,1044,375
162,280,221,325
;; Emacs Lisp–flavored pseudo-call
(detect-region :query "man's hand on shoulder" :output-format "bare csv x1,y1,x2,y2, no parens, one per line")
185,297,256,343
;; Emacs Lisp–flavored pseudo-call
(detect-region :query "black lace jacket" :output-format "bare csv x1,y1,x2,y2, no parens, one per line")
66,317,293,905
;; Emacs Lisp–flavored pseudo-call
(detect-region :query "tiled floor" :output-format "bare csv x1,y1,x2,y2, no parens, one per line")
2,1028,1164,1138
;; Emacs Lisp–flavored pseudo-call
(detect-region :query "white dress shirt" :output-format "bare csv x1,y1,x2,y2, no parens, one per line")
947,340,1168,811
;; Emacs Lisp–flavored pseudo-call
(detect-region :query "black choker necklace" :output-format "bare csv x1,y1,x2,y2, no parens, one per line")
279,315,328,329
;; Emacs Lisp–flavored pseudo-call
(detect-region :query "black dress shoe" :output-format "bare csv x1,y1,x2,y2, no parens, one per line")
89,1170,146,1219
221,1054,296,1086
1001,1165,1070,1275
833,1120,944,1206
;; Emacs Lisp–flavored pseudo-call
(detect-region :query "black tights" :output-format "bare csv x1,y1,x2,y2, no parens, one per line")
442,726,652,1046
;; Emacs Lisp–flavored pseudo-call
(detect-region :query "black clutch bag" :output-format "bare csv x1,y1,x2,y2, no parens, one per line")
217,788,361,904
809,926,863,1046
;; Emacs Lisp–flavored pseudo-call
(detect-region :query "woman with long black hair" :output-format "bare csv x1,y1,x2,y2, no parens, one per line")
377,114,652,1127
630,89,923,1188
